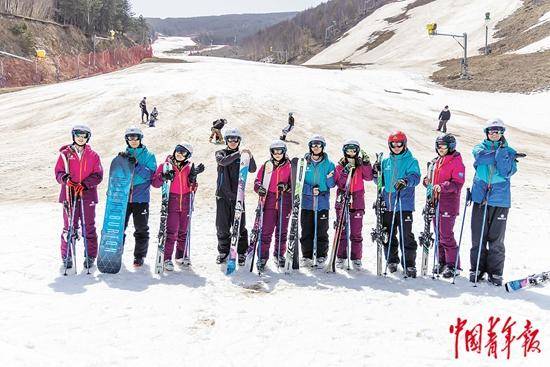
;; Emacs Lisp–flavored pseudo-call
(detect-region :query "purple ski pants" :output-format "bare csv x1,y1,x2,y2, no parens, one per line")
259,206,291,260
165,207,191,260
336,209,364,260
435,212,459,267
60,199,98,259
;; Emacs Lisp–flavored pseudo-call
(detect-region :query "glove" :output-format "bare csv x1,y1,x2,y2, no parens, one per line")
499,136,507,148
188,163,205,183
258,186,267,197
118,151,129,158
373,162,381,174
61,173,71,183
422,176,429,186
128,156,137,165
67,180,85,196
162,170,175,181
277,183,289,192
312,185,320,196
344,161,355,174
394,179,407,191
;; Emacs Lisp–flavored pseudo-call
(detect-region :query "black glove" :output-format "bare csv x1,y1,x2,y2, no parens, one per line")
258,186,267,197
61,173,71,183
128,156,137,165
162,170,175,181
515,152,527,159
373,162,381,174
394,179,408,191
188,163,205,183
344,162,355,174
277,183,289,192
499,136,507,148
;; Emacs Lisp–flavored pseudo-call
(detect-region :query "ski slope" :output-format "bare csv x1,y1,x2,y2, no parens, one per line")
0,35,549,366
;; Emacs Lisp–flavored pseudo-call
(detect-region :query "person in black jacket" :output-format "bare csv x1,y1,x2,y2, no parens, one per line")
209,118,227,144
215,128,257,265
139,97,149,123
280,112,295,141
437,105,451,133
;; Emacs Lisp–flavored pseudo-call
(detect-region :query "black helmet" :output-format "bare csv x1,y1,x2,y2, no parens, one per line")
435,134,456,154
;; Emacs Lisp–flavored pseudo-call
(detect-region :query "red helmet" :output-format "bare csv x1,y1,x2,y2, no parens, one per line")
388,131,407,148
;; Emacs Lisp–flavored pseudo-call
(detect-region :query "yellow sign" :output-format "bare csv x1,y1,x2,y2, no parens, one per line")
426,23,437,35
110,30,115,40
35,49,46,59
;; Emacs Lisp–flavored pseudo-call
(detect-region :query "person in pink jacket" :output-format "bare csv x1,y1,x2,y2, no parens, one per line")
253,140,292,271
152,143,204,271
423,134,465,278
54,125,103,269
334,140,373,269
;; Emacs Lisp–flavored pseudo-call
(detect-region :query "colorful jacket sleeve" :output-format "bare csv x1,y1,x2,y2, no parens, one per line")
404,159,421,187
473,144,496,167
495,147,517,178
441,158,466,194
81,153,103,189
151,164,165,188
215,150,240,167
254,164,266,193
54,154,67,184
325,161,336,190
134,152,157,183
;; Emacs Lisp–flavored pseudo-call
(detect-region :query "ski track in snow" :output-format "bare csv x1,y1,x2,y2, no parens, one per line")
0,35,549,366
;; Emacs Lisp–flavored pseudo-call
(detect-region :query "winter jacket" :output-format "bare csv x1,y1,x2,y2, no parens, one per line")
439,109,451,120
139,99,147,110
254,158,292,210
126,145,157,203
302,153,336,211
215,149,257,201
381,149,421,212
55,144,103,203
334,156,374,210
288,116,295,126
471,139,517,208
212,119,226,130
429,152,465,215
152,156,194,212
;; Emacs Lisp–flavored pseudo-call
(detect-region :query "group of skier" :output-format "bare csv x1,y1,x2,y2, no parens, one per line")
55,117,520,286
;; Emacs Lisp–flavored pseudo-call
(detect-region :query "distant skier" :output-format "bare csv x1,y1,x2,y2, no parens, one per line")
139,97,149,123
422,134,465,278
333,140,373,269
377,131,420,278
209,118,227,144
214,128,257,265
152,143,205,270
54,125,103,269
469,119,518,286
437,105,451,133
148,107,158,127
117,127,157,267
253,140,292,270
280,112,295,141
300,135,336,267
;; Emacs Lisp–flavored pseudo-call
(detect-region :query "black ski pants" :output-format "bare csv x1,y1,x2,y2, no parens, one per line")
382,210,418,268
124,202,150,259
300,209,330,259
216,197,248,255
141,108,149,122
469,203,509,277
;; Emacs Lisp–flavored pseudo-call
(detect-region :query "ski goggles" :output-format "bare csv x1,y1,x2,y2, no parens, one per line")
73,130,90,139
487,128,504,135
126,134,141,141
436,143,449,149
174,145,189,155
390,141,405,148
226,137,240,143
344,145,359,153
309,141,324,148
271,148,285,155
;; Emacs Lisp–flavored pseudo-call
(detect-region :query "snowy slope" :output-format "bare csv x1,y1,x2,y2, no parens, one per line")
513,35,550,54
305,0,522,73
0,37,549,367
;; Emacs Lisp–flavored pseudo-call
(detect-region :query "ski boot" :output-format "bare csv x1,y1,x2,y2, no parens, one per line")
176,257,191,267
133,257,144,267
216,253,228,264
406,267,417,278
442,265,457,279
257,258,267,272
387,262,399,273
469,270,486,283
273,255,286,268
238,254,246,267
83,257,95,269
336,258,345,269
352,259,362,270
62,257,73,269
316,257,326,267
488,274,503,287
301,257,313,267
164,260,174,271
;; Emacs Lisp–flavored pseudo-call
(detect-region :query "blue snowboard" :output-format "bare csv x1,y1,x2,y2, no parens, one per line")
98,155,134,274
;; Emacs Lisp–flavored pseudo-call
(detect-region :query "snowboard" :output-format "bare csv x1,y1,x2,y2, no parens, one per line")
505,271,550,292
284,157,307,274
155,162,172,274
97,155,134,274
226,152,251,275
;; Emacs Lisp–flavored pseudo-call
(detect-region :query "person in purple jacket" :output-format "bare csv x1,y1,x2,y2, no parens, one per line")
423,134,465,278
333,139,373,269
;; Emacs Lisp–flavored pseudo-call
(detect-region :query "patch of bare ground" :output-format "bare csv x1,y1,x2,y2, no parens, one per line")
141,57,188,64
385,0,437,24
357,30,395,52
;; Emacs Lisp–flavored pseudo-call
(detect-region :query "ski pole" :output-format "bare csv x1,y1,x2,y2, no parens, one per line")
257,198,265,274
432,201,440,279
313,195,318,266
398,195,407,278
185,191,195,263
64,190,79,275
80,195,90,275
383,192,401,276
345,204,351,270
452,188,472,284
277,193,284,269
473,201,489,287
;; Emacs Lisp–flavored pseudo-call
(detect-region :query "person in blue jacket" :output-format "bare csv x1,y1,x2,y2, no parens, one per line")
118,126,157,267
469,118,518,286
374,131,421,278
300,135,336,267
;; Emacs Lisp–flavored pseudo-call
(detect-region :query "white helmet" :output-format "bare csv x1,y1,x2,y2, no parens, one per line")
342,139,360,155
174,142,193,159
308,134,326,148
484,118,506,133
124,126,143,140
224,128,242,141
72,124,92,143
269,139,287,154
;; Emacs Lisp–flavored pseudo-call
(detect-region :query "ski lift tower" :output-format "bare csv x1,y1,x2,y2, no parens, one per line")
426,23,470,80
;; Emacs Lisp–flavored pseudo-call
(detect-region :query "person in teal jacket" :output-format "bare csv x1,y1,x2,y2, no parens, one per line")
300,135,336,267
469,118,519,286
374,131,420,277
118,126,157,267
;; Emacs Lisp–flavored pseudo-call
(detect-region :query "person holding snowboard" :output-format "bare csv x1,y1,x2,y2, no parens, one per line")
333,140,374,269
253,140,292,271
209,118,227,144
54,125,103,269
214,128,257,265
378,131,421,278
280,112,295,141
300,135,336,267
422,134,465,278
139,97,148,123
117,126,157,267
152,143,205,270
469,119,518,286
437,105,451,133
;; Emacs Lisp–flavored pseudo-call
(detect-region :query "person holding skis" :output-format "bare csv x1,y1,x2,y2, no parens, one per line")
117,127,157,267
377,131,420,277
437,105,451,133
280,112,295,141
333,140,373,269
422,134,465,278
149,107,158,127
469,119,518,286
209,118,227,144
54,125,103,269
152,143,205,270
214,128,256,265
253,140,292,271
300,135,336,267
139,97,148,123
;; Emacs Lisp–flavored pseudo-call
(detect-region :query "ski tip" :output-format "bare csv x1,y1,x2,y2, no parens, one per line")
226,261,236,275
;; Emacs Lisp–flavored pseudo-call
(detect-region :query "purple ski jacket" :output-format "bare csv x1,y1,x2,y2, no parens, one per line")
334,158,374,210
430,151,465,215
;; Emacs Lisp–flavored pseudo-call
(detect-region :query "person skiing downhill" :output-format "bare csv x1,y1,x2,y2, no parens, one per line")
139,97,149,123
469,119,518,286
333,139,374,269
300,135,336,267
54,125,103,269
214,128,257,265
253,140,292,271
152,143,205,271
209,118,227,144
377,131,421,278
437,105,451,133
280,112,295,141
422,134,465,278
117,127,157,267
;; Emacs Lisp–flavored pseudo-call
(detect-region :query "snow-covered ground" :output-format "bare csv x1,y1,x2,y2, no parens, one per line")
514,35,550,54
0,32,549,367
152,36,196,55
